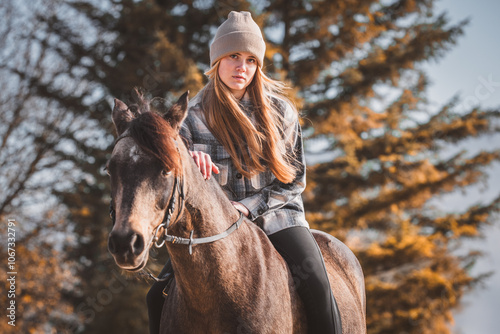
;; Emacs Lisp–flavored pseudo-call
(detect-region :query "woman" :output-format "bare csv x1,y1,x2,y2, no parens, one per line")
147,11,341,334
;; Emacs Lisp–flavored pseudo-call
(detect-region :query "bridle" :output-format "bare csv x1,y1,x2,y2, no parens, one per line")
109,131,245,279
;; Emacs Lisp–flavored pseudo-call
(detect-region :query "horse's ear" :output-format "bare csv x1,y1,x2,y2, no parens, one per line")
112,98,135,136
164,91,189,132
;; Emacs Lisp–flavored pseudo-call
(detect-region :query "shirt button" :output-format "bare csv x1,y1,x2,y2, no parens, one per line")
236,173,243,179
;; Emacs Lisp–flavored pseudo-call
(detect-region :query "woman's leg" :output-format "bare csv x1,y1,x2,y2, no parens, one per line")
268,226,342,334
146,259,173,334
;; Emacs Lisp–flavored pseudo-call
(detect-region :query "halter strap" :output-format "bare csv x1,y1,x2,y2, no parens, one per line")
163,212,244,255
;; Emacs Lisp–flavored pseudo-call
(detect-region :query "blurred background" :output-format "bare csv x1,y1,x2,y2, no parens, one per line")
424,1,500,333
0,0,498,333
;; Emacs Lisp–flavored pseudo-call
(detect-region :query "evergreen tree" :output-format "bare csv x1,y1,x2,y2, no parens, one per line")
259,1,500,333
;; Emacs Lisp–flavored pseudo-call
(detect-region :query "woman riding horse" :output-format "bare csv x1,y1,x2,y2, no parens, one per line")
147,11,342,334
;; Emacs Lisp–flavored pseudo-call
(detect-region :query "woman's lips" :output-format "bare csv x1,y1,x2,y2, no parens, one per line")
233,75,245,81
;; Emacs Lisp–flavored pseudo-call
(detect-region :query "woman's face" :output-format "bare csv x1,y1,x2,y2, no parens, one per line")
218,52,258,99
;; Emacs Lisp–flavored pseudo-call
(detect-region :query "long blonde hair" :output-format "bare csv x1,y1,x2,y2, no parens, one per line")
201,61,299,184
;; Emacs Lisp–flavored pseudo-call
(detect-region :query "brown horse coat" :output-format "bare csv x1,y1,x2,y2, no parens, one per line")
107,92,366,333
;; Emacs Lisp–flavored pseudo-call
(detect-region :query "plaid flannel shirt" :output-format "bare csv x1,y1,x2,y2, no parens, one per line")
180,95,309,235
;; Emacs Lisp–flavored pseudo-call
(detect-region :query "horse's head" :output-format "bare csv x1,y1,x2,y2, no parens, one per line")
107,90,188,271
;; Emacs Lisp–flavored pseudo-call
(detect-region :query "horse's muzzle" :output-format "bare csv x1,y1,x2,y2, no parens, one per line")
108,230,146,268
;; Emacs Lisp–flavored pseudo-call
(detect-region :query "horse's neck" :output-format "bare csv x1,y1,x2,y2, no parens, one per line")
171,149,240,239
166,151,252,312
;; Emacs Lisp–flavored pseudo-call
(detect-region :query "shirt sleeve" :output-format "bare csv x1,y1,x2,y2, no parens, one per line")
238,114,306,220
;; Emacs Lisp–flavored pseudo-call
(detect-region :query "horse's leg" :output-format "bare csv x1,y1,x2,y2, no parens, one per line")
268,226,342,334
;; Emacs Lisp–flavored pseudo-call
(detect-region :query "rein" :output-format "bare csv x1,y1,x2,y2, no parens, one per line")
110,131,245,280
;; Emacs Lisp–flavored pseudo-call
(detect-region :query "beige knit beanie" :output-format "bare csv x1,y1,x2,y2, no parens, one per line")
210,11,266,68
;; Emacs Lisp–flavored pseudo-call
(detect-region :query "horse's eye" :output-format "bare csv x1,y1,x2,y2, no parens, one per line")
162,170,172,177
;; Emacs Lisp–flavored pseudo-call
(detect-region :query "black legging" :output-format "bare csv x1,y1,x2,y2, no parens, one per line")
268,226,342,334
147,226,342,334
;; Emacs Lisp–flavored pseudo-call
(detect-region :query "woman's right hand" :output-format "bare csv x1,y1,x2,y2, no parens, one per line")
189,150,220,180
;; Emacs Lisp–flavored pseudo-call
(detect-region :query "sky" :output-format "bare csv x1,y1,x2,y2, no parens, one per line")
422,1,500,333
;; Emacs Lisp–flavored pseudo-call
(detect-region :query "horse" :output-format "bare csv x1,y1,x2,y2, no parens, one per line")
106,90,366,333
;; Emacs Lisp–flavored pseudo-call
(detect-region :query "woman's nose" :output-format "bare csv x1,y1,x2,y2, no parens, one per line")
236,61,246,72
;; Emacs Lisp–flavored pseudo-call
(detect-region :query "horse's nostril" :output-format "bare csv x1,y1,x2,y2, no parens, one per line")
108,235,117,254
108,231,145,257
131,233,145,255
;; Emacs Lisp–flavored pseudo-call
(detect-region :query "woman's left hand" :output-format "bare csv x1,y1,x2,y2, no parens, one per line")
231,201,250,217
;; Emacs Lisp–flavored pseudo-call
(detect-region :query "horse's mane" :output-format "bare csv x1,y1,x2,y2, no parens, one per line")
127,88,182,175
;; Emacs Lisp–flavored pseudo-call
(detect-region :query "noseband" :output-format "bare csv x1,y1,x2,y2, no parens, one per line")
110,131,244,277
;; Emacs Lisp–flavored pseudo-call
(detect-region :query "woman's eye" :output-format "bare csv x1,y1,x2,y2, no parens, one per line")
230,54,238,59
162,170,172,177
104,166,110,175
248,58,256,63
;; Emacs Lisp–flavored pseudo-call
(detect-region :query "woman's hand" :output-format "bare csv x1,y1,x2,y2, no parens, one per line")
231,201,250,217
189,150,220,180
